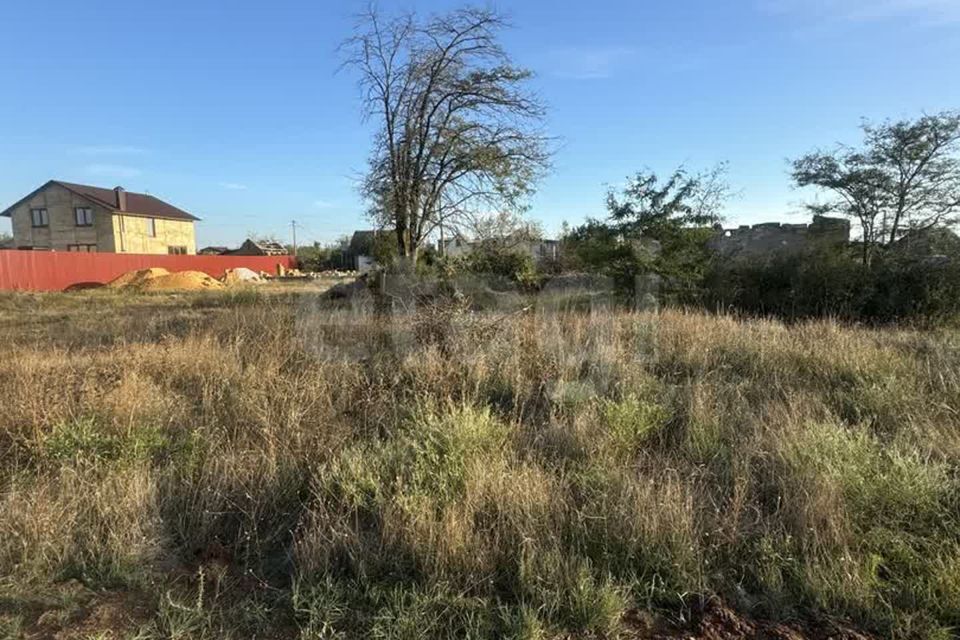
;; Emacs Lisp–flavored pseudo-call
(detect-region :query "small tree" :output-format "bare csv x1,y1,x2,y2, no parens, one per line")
606,163,731,238
566,164,732,296
343,6,551,264
793,111,960,264
791,151,890,266
564,220,635,284
459,244,536,286
865,113,960,243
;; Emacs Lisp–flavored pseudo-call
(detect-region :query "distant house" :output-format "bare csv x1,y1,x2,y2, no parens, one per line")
198,246,229,256
227,238,288,256
0,180,199,254
442,234,560,264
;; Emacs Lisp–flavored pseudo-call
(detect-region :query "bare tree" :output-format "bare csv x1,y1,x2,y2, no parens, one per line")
342,6,551,263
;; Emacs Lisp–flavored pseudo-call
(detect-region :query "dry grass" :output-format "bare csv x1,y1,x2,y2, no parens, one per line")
1,287,960,638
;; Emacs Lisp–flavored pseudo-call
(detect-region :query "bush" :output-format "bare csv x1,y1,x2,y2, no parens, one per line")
703,249,960,324
563,222,718,304
457,245,538,287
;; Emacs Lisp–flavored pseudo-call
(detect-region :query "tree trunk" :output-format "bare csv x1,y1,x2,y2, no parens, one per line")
395,215,410,259
888,198,906,245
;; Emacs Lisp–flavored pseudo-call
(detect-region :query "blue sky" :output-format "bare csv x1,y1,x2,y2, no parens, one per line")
2,0,959,248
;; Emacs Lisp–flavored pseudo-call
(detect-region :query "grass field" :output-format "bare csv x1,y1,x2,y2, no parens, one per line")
2,285,960,639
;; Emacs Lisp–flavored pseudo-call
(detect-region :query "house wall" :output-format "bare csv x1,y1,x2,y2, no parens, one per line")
112,214,197,255
9,183,116,251
7,183,197,254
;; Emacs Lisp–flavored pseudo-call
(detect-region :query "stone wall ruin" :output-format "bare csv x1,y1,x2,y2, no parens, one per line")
708,215,850,258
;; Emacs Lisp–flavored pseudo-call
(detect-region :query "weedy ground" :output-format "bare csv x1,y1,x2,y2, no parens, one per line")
1,286,960,639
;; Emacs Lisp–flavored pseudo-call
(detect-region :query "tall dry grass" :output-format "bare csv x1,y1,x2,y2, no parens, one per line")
1,288,960,638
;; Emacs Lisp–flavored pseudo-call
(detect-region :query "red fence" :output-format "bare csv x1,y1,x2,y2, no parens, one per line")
0,250,297,292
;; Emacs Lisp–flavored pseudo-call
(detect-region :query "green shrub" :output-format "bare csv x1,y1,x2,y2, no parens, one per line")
768,421,960,633
457,246,537,287
519,552,627,637
43,417,122,464
42,417,175,467
781,422,951,536
600,394,669,458
704,248,960,324
370,584,493,640
320,404,508,509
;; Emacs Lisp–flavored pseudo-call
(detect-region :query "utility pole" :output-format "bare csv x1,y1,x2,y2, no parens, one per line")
290,220,298,257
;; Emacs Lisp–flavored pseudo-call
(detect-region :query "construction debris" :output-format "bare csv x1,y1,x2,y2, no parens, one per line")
221,267,263,285
98,265,341,293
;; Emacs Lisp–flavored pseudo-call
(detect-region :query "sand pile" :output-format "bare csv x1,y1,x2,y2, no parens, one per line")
221,267,263,284
139,271,225,292
107,267,170,289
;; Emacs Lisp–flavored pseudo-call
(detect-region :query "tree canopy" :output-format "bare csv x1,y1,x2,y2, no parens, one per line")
605,164,731,238
565,164,732,296
793,111,960,264
343,6,551,263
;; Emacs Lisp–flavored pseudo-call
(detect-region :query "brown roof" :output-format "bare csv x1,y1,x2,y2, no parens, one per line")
0,180,200,221
225,238,288,256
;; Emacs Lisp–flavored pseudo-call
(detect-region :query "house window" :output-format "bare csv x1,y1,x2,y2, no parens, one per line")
167,246,188,255
146,218,157,237
67,244,97,252
30,208,48,227
74,207,94,226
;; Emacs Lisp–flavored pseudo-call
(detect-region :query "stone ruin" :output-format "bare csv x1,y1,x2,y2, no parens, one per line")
708,215,851,258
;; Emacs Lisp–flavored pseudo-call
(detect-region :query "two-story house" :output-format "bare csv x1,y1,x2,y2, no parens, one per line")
0,180,199,254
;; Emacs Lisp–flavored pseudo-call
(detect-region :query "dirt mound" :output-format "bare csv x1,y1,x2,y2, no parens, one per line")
16,580,153,640
107,267,223,292
139,271,225,292
107,267,170,289
640,600,874,640
222,267,263,285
